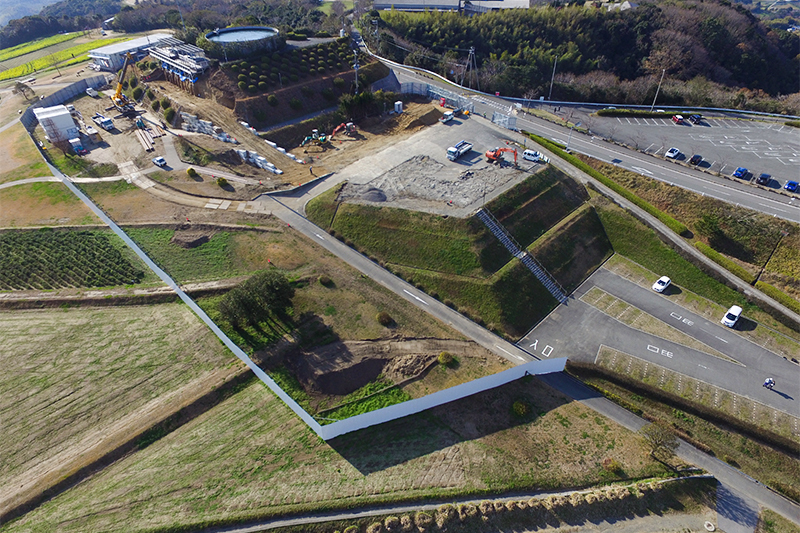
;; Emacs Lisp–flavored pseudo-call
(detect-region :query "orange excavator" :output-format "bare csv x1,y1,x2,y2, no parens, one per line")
485,147,517,165
330,122,357,138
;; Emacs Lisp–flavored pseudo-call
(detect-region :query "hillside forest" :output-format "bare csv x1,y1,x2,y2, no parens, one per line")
369,1,800,112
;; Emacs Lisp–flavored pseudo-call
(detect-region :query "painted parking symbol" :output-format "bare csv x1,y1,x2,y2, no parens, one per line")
528,339,555,358
647,344,674,358
669,312,693,326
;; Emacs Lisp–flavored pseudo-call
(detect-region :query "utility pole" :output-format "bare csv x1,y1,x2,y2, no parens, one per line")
460,47,478,90
353,54,359,94
565,121,581,153
548,55,558,101
650,68,666,112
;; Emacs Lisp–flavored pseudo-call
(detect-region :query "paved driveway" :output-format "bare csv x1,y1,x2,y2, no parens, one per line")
519,267,800,416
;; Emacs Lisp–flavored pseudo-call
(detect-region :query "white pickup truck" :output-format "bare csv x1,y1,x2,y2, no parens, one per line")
92,113,113,131
447,140,472,161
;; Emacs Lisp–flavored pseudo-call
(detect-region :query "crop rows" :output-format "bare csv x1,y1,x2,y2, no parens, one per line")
228,39,357,94
0,230,144,290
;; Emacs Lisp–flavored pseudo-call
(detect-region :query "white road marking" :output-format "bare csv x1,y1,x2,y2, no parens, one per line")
631,166,653,175
704,186,730,196
403,289,428,305
314,233,325,240
495,344,526,361
760,203,788,213
715,336,729,344
698,364,708,369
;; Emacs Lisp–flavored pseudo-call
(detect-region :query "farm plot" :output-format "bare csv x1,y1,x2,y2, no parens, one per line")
1,375,666,533
0,303,241,520
0,229,149,290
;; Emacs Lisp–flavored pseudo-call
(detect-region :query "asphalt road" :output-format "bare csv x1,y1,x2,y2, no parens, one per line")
390,67,800,224
520,267,800,416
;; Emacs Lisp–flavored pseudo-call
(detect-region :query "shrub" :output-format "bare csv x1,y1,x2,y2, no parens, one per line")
216,177,229,188
694,242,756,283
301,86,313,97
289,97,302,110
318,66,326,74
321,88,335,100
438,351,453,365
384,516,400,530
248,84,257,93
132,87,143,100
512,400,530,417
366,523,383,533
343,527,358,533
129,77,138,88
149,61,158,69
230,64,239,72
187,167,198,178
258,81,267,90
238,81,247,91
756,281,800,314
146,89,154,99
414,512,433,529
240,61,249,69
270,72,278,81
376,311,393,326
318,275,333,286
267,94,278,107
238,74,248,82
151,100,160,111
290,74,298,82
602,457,623,474
163,107,175,123
333,76,345,88
160,97,170,109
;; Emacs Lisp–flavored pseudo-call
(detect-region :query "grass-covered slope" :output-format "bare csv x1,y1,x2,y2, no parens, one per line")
308,166,610,338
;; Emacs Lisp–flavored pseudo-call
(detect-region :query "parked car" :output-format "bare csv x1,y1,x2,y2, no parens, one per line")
152,156,167,167
652,276,671,293
732,167,748,179
689,114,703,124
785,181,799,192
671,115,684,124
522,149,549,163
665,147,680,159
721,305,742,328
689,154,703,165
756,173,771,185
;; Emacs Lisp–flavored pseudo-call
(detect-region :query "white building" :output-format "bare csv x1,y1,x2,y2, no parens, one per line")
88,33,171,72
33,105,79,144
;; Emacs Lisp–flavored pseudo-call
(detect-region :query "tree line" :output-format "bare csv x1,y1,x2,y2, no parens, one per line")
368,0,798,104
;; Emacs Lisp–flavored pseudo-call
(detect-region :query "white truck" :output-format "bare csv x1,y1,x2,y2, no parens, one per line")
86,87,98,97
92,113,113,131
446,140,472,161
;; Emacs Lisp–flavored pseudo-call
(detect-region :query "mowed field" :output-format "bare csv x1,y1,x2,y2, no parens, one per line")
0,123,51,184
0,303,242,519
1,375,666,533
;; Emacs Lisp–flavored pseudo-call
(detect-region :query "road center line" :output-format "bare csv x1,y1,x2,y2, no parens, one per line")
495,344,525,361
714,336,729,343
402,289,428,305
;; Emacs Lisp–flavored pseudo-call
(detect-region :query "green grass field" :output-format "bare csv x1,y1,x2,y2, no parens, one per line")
0,375,665,533
0,37,128,81
0,123,50,184
0,33,79,63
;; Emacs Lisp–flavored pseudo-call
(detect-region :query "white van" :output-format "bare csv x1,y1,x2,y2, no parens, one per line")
523,149,549,163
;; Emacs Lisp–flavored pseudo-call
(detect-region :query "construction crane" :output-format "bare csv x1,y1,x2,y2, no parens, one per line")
111,52,137,115
330,122,356,138
485,147,517,165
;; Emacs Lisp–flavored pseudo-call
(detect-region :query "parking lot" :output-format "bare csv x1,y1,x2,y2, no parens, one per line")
592,114,800,185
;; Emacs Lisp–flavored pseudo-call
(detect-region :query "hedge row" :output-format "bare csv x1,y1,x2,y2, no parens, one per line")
595,109,675,118
526,133,689,237
565,360,799,457
755,280,800,316
784,120,800,128
693,242,757,284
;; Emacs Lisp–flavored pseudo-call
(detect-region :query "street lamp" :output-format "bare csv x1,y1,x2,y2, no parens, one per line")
565,121,581,153
650,68,666,112
548,55,559,101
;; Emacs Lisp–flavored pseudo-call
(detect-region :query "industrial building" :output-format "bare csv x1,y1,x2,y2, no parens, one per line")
146,37,211,93
33,105,79,144
88,34,171,72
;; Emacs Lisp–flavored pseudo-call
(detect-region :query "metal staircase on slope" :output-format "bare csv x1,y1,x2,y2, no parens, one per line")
476,208,567,303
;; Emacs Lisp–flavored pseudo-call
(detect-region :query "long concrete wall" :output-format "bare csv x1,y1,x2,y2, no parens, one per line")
318,357,566,439
20,75,108,132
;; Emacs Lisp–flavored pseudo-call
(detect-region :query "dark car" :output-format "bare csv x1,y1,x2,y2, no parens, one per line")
689,114,703,124
689,154,702,165
756,173,771,185
732,167,748,179
785,181,799,192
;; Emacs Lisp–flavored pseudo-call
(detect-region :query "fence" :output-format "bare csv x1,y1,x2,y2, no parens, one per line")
491,112,517,131
400,82,475,115
317,357,566,440
20,74,109,132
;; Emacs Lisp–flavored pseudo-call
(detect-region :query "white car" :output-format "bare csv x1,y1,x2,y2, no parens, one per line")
721,305,742,328
152,156,167,167
523,149,549,163
665,147,680,159
652,276,671,293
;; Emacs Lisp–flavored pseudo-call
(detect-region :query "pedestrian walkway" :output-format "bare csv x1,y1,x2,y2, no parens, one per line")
717,482,759,533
